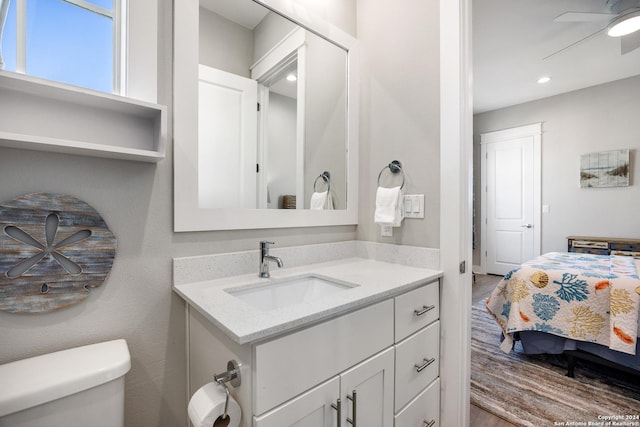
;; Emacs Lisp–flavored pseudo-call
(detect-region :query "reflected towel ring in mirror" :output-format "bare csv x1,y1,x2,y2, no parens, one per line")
314,171,331,193
377,160,405,189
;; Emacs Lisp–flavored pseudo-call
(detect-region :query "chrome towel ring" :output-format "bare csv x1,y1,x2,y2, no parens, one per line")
377,160,405,189
314,171,331,193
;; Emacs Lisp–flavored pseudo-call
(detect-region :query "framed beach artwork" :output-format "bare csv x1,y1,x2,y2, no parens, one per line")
580,149,630,188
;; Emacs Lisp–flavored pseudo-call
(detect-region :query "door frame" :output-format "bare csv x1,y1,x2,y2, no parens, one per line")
439,0,472,425
480,123,542,274
252,27,308,209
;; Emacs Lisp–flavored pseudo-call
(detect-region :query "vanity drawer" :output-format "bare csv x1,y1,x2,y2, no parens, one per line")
253,299,394,415
395,281,439,342
394,378,440,426
394,321,439,410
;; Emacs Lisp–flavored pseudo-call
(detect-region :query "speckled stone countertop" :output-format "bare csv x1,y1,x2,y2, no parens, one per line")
173,257,442,345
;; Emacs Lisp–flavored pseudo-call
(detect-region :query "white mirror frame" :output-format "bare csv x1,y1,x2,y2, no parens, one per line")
174,0,359,231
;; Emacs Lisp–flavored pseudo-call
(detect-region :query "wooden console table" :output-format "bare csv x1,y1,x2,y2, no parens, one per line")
567,236,640,256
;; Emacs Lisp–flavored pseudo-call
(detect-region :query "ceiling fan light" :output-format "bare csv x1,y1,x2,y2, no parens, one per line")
607,10,640,37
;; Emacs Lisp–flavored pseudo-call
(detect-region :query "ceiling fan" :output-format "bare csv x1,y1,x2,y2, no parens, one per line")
548,0,640,58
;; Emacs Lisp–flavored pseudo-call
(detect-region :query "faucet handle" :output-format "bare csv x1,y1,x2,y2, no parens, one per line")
260,241,275,249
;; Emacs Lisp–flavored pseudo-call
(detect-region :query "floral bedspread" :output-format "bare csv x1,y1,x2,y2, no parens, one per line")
486,252,640,355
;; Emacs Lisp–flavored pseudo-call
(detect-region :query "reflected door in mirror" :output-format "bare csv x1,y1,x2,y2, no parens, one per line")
198,65,258,209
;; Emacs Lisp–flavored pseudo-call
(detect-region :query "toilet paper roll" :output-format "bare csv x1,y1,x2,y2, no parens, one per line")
188,382,241,427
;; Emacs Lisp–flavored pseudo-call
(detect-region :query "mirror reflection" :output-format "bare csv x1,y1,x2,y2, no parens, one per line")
198,0,348,210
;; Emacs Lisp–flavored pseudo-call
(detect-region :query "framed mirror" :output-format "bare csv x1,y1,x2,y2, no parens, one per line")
174,0,359,231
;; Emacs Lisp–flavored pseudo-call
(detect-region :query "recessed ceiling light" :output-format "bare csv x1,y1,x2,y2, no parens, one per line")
286,74,297,82
537,76,551,84
607,10,640,37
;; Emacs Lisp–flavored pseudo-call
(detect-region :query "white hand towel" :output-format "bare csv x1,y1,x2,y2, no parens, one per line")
374,186,404,226
326,192,334,210
310,191,334,210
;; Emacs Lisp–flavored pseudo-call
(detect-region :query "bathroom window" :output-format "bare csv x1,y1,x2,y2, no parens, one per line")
0,0,123,94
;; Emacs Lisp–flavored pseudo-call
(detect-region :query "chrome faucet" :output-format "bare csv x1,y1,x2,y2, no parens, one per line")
259,241,283,278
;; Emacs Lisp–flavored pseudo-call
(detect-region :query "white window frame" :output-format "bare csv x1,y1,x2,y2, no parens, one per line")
11,0,125,94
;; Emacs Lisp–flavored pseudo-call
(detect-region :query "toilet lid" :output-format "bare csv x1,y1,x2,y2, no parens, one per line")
0,339,130,417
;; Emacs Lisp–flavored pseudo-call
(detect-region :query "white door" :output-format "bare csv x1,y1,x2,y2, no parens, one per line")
339,348,394,427
254,376,340,427
481,123,541,275
198,65,257,209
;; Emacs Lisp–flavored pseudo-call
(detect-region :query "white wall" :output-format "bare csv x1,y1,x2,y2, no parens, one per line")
356,0,440,247
199,7,253,77
253,12,297,63
0,1,357,426
474,75,640,265
304,31,348,209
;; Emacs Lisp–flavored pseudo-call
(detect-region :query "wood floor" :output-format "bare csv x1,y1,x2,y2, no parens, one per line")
470,273,518,427
472,273,502,304
471,403,518,427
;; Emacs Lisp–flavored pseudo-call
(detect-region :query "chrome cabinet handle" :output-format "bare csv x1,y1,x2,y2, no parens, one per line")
415,357,436,372
521,224,533,228
346,390,356,426
423,420,436,427
331,399,341,427
414,305,436,316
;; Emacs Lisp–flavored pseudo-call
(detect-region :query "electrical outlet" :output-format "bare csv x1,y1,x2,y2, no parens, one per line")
381,225,393,237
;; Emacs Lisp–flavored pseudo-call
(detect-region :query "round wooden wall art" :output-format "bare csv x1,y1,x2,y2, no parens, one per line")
0,193,116,313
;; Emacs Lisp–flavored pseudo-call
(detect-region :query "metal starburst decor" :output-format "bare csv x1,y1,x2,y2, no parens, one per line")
0,193,117,313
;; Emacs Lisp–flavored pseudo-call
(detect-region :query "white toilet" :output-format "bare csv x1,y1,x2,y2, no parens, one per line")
0,339,131,427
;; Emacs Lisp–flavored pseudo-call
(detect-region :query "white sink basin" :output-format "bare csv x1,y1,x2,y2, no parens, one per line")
226,274,357,310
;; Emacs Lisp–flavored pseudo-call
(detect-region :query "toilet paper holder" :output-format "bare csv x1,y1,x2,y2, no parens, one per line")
213,360,241,420
213,359,241,388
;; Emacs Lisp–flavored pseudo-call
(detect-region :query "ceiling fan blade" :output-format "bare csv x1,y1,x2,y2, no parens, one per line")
543,27,606,60
554,12,617,22
621,30,640,54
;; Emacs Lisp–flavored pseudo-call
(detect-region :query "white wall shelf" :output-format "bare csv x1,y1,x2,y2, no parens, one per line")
0,71,167,163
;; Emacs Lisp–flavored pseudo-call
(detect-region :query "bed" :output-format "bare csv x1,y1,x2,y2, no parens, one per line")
485,252,640,374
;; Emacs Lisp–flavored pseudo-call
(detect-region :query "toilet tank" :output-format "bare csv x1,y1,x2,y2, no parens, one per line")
0,339,131,427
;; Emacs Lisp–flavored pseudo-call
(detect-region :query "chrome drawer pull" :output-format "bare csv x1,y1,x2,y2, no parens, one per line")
423,419,436,427
415,357,436,372
331,398,341,427
414,305,435,316
346,390,356,425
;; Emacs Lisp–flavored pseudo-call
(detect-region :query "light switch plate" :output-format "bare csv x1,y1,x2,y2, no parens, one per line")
381,225,393,237
404,194,425,218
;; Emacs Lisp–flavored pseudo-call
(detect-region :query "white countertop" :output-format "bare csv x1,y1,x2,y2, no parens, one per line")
173,257,442,344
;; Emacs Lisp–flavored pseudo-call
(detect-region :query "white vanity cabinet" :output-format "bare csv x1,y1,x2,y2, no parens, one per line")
253,377,339,427
185,279,440,427
252,300,394,415
255,348,394,427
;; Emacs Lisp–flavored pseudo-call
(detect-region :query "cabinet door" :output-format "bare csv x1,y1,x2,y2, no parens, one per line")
339,347,394,427
253,377,339,427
